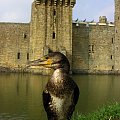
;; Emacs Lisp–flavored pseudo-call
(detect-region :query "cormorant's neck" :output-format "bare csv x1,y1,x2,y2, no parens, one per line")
51,68,67,83
54,67,69,74
53,61,70,74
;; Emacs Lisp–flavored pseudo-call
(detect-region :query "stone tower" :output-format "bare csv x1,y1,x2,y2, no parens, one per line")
29,0,76,66
115,0,120,70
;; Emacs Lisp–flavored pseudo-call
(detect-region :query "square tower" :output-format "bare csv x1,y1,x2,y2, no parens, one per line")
29,0,76,67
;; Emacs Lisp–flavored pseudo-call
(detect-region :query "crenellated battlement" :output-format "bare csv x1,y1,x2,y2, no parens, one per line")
73,16,114,27
73,21,114,27
35,0,76,7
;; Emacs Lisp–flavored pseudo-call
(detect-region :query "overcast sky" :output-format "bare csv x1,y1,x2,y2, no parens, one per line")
0,0,114,23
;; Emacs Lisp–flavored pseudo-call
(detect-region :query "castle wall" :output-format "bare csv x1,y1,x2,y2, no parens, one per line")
72,22,115,74
0,23,30,69
89,24,115,73
72,23,89,73
30,1,46,61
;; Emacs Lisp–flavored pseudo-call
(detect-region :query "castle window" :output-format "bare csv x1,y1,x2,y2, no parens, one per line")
17,53,20,59
89,45,91,53
112,38,114,43
111,55,113,60
53,9,56,16
27,53,29,60
112,65,114,70
53,32,56,39
89,45,94,53
118,16,119,20
92,45,94,52
23,33,27,39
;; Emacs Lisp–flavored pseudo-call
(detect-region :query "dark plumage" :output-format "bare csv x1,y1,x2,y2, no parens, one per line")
29,52,79,120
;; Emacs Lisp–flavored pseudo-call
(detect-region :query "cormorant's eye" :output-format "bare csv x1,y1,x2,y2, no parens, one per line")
45,56,49,59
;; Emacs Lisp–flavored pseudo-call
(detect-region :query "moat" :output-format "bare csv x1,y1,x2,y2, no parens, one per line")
0,73,120,120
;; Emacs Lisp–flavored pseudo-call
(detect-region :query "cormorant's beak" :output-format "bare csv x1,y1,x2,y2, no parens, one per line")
27,57,53,68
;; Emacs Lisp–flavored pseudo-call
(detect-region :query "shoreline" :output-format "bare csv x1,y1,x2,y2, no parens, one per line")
1,66,120,75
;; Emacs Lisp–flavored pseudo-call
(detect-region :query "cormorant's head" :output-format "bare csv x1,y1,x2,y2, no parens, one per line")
28,52,70,72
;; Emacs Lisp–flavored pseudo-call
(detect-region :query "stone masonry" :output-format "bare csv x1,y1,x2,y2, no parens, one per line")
0,0,119,74
29,0,75,67
72,18,115,74
0,23,30,72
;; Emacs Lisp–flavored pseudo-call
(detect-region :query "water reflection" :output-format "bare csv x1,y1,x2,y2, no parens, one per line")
0,73,48,120
74,75,120,114
0,73,120,119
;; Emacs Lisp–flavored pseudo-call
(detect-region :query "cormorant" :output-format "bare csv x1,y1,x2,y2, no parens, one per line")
29,52,79,120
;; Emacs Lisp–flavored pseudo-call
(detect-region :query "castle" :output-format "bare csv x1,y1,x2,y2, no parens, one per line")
0,0,119,74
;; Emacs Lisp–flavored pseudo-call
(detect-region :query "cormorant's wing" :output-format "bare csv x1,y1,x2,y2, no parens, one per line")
42,89,57,120
67,75,79,105
67,82,80,120
42,90,51,112
73,84,79,105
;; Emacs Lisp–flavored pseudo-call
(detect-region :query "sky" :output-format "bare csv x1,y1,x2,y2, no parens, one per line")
0,0,115,23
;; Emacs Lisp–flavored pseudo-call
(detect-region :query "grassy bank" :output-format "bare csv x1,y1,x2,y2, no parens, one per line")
72,103,120,120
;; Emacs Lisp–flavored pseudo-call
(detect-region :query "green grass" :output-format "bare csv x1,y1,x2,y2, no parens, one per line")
72,102,120,120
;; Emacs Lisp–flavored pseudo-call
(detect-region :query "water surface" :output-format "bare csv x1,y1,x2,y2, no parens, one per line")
0,73,120,119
